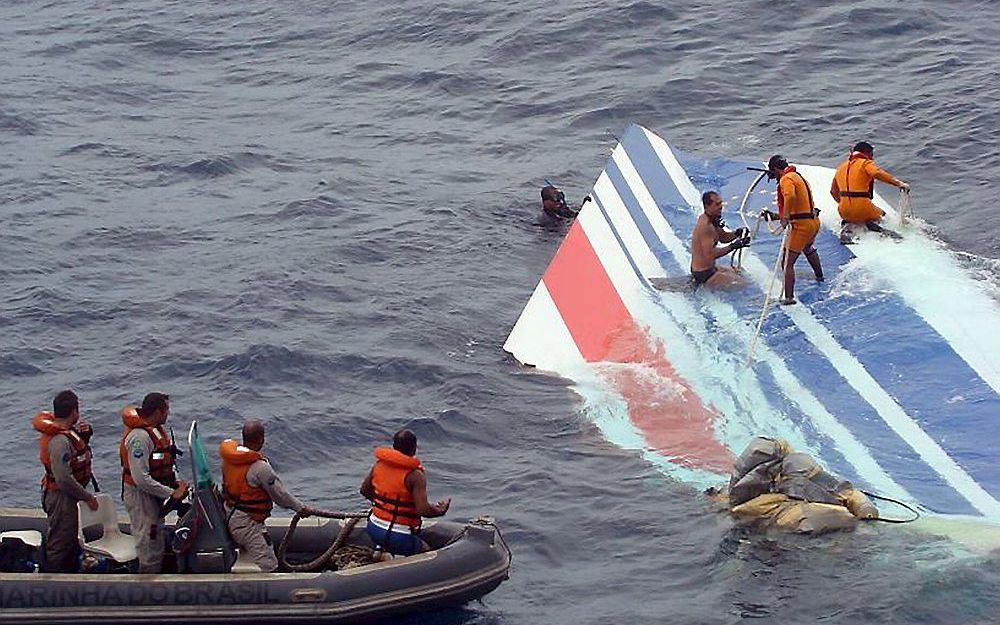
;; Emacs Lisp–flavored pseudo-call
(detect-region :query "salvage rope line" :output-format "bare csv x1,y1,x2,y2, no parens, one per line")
276,509,369,572
747,226,789,365
897,188,912,228
861,490,921,524
731,170,768,271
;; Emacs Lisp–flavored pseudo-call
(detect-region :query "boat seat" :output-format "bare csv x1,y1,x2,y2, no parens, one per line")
231,549,262,573
77,494,137,563
0,530,43,548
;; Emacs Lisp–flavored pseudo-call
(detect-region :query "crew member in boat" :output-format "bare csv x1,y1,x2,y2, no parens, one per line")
32,390,99,572
760,155,824,305
119,393,188,573
690,190,751,288
830,141,909,241
219,419,317,572
360,429,451,556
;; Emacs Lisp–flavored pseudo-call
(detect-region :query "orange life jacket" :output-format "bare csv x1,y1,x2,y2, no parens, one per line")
776,166,817,220
219,439,273,522
370,447,423,529
835,152,876,200
33,412,93,492
119,406,176,488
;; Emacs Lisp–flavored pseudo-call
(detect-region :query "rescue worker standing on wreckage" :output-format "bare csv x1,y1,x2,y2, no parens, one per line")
830,141,909,240
360,429,451,556
120,392,188,573
33,390,99,572
219,419,317,572
762,155,824,305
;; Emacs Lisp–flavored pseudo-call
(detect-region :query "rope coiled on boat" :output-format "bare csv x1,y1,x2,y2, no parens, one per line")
275,509,369,572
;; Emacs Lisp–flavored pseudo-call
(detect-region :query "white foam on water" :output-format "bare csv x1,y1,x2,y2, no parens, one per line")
798,163,1000,396
644,128,1000,518
610,140,910,501
571,369,728,490
505,127,997,521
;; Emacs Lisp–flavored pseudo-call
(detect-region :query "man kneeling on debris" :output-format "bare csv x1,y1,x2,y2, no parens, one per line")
720,437,878,533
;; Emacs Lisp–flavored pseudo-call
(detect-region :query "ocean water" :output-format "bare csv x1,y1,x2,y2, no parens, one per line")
2,1,999,623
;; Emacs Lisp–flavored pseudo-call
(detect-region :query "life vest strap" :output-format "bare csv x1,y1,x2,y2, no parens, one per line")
373,500,421,520
788,211,818,221
226,495,271,507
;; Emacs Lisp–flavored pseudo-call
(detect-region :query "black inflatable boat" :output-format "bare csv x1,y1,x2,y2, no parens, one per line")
0,423,511,623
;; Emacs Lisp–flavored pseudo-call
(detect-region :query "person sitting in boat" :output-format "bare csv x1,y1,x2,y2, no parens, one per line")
760,155,824,305
219,420,317,572
360,429,451,556
32,390,99,572
540,185,578,221
830,141,909,242
120,393,188,573
690,190,750,288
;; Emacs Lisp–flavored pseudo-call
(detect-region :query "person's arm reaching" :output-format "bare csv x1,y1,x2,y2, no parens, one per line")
359,467,375,501
250,462,306,514
865,160,908,190
406,470,450,518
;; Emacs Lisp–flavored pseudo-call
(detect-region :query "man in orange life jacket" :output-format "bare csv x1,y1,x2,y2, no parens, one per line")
220,420,317,572
831,141,909,240
120,392,188,573
761,155,824,305
32,390,99,572
360,429,451,556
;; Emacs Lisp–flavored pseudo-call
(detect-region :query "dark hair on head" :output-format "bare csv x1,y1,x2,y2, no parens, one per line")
393,429,418,456
701,190,720,207
853,141,874,155
541,185,559,201
53,390,79,419
140,392,169,417
767,154,788,172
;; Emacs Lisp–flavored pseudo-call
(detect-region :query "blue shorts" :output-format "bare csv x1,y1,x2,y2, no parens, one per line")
366,518,422,556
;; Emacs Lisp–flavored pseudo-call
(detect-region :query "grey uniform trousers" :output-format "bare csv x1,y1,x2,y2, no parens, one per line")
227,508,278,572
123,483,165,573
42,489,81,572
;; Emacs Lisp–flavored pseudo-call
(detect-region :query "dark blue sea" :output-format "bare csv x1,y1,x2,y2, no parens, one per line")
3,1,1000,623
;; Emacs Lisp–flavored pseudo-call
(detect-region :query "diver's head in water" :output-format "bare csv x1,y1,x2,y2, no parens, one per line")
541,185,567,212
767,154,788,181
852,141,874,158
701,190,725,227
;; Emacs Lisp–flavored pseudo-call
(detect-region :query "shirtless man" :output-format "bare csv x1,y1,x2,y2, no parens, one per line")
690,191,751,288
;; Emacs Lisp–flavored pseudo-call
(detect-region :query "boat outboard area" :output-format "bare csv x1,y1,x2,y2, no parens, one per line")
0,422,511,624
